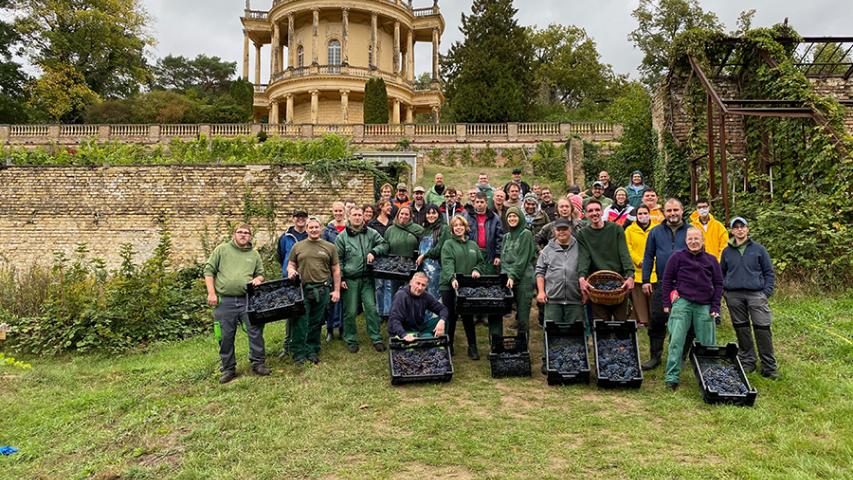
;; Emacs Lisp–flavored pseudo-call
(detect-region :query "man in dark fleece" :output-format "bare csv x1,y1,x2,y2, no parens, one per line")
660,226,723,390
387,272,448,341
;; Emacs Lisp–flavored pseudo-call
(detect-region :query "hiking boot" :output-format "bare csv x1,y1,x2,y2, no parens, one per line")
219,370,237,384
742,364,756,374
642,337,664,371
251,364,271,376
761,370,780,380
293,357,306,366
468,344,480,360
666,382,678,391
373,341,387,352
307,353,320,365
326,331,334,342
641,354,661,371
347,343,359,353
278,349,290,359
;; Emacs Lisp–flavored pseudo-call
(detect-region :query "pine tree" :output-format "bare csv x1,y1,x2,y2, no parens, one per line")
442,0,535,123
363,77,389,124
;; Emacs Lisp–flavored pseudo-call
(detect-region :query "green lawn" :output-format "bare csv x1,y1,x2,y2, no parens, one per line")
2,292,851,479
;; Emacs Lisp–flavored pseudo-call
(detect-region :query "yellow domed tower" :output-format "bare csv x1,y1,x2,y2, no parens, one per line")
241,0,445,125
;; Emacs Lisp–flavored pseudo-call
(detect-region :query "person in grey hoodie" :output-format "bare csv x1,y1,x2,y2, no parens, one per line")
720,216,778,379
536,218,585,327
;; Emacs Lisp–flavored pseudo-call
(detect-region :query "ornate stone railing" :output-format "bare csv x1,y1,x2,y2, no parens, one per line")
412,6,440,17
270,65,420,89
0,122,622,146
243,9,268,21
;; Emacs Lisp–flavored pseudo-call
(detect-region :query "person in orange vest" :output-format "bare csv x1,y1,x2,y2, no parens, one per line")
689,198,729,261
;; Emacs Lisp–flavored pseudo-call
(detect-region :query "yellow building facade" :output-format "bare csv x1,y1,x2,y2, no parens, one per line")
241,0,445,124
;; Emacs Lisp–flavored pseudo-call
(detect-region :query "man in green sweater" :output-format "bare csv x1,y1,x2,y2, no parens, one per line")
204,223,267,384
335,206,389,353
577,199,635,321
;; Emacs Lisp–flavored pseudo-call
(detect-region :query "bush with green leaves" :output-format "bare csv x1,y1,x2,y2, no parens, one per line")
530,141,567,191
1,232,209,355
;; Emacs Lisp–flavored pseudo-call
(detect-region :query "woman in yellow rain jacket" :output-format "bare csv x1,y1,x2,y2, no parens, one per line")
625,205,658,326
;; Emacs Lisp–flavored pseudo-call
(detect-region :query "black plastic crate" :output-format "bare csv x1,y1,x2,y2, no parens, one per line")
388,335,454,385
489,335,531,378
368,254,418,281
690,342,758,406
454,273,514,315
592,319,643,388
544,321,590,385
245,278,306,325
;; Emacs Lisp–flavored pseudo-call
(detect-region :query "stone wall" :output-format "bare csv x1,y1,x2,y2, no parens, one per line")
0,165,375,268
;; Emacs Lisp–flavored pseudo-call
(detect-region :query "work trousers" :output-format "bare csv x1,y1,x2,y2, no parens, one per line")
291,283,330,360
725,290,777,375
342,277,383,346
214,296,265,373
664,298,716,384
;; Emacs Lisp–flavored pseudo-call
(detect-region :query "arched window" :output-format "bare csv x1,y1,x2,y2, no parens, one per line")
328,39,341,73
296,45,304,68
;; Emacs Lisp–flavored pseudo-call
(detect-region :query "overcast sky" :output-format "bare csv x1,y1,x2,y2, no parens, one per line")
141,0,851,81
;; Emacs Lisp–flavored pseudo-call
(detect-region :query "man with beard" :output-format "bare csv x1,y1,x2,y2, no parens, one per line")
641,198,690,370
539,186,557,220
426,173,446,207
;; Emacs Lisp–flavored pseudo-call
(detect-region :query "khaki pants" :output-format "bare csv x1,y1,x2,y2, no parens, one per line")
630,285,651,326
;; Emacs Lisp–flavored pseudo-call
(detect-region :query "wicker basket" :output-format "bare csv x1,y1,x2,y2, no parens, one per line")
587,270,628,306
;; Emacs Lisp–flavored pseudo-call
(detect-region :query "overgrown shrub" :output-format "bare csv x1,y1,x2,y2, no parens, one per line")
1,232,209,355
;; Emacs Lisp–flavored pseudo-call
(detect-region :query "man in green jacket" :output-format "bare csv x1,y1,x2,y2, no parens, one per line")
204,223,267,384
426,173,446,206
577,199,635,321
335,206,389,353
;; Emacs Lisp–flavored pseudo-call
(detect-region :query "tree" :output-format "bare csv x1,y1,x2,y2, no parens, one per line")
442,0,535,123
530,24,623,110
811,41,853,76
27,64,99,122
629,0,722,88
151,55,237,94
0,0,28,122
363,77,389,124
13,0,154,98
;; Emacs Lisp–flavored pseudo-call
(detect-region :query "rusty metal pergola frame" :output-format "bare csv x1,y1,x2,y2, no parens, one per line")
681,35,851,223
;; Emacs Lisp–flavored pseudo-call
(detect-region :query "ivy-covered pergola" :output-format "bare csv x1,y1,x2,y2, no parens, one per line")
668,26,852,222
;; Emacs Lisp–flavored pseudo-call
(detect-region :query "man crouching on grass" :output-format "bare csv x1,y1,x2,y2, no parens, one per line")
204,223,268,384
388,272,448,342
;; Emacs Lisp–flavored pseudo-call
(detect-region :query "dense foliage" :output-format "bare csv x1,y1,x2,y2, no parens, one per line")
0,0,28,122
0,233,209,354
363,77,389,124
442,0,535,122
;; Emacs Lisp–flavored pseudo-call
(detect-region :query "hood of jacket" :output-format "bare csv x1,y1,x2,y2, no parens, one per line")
505,206,526,235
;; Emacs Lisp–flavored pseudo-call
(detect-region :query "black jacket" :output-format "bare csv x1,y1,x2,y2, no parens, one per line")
387,286,448,337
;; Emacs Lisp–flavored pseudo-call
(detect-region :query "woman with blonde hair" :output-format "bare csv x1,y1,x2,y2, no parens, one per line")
440,215,487,359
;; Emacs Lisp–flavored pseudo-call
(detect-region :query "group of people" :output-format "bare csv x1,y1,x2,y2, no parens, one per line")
204,168,779,388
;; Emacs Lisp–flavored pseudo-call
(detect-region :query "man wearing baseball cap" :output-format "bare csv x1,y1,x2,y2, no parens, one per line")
276,210,309,357
392,183,411,210
720,216,779,379
503,167,531,197
582,181,613,210
411,186,429,226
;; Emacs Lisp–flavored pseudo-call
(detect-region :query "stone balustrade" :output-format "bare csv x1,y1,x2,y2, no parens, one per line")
0,122,622,147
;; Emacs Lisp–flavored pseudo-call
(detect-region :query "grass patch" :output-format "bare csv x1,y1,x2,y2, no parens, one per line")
1,292,851,479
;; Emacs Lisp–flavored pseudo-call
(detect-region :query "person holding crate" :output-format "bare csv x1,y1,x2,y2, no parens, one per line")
577,199,635,322
203,223,267,384
500,207,537,349
440,215,489,359
660,226,724,390
286,218,341,366
335,206,390,353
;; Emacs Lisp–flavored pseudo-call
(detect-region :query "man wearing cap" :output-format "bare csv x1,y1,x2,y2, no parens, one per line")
392,183,411,210
503,167,531,197
721,217,779,379
411,186,429,226
582,181,613,210
426,173,446,207
689,198,728,261
577,199,634,322
286,217,341,365
537,217,585,337
276,211,310,357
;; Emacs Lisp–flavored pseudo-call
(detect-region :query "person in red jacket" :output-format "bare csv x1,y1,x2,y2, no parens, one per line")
660,226,723,390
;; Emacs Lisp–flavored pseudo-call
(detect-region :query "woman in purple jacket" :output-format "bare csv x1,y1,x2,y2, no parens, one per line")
660,226,723,390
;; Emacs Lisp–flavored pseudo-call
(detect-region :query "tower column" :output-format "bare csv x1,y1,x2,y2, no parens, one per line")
242,30,250,79
340,90,349,123
310,90,319,124
286,94,294,123
341,8,349,65
287,14,295,68
406,30,414,82
270,101,280,124
393,21,401,75
432,27,440,80
254,43,262,85
312,8,319,65
370,13,378,69
392,98,401,124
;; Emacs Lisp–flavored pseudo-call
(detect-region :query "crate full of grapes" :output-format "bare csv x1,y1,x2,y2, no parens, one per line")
245,278,306,325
